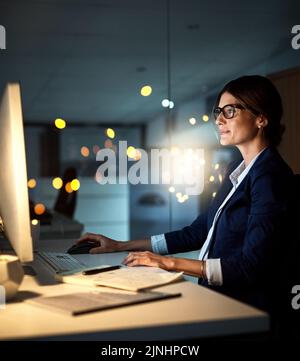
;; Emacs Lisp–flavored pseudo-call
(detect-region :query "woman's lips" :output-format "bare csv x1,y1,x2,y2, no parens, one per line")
219,130,230,135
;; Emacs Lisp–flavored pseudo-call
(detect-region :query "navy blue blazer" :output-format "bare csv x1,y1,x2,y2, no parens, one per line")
165,147,294,312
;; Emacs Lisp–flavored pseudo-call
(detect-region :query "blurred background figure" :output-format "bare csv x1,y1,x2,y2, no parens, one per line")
54,168,77,219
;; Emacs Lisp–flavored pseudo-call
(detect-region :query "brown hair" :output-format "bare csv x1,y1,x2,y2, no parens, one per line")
216,75,285,147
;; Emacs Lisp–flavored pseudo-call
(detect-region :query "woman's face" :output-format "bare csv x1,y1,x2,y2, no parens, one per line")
216,92,260,147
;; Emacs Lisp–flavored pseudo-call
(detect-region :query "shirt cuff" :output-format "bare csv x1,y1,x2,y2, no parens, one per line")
151,234,169,255
206,258,223,286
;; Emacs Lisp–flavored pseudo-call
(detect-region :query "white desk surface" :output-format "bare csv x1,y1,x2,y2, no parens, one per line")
0,238,269,341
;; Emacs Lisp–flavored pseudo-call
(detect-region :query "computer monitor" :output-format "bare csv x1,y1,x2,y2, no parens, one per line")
0,83,33,262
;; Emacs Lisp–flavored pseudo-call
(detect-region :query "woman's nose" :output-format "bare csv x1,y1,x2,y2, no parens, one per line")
215,115,226,125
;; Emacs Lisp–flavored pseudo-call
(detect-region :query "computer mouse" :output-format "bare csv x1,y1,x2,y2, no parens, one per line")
67,241,99,254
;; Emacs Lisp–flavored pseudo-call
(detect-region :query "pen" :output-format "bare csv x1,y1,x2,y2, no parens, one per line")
82,265,121,275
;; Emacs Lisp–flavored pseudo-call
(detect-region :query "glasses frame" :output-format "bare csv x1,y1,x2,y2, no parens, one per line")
213,103,246,121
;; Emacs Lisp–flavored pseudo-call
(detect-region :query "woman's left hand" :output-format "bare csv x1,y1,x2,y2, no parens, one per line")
122,251,174,271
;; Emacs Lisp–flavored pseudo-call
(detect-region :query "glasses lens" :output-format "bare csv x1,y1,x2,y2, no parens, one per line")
223,105,235,119
213,108,221,120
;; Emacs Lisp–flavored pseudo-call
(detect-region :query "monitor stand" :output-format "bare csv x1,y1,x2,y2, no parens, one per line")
0,254,24,301
23,264,37,276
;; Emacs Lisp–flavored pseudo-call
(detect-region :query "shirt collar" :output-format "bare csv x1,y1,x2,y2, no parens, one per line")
229,147,267,188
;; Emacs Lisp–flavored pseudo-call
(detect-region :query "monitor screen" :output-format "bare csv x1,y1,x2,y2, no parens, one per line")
0,83,33,262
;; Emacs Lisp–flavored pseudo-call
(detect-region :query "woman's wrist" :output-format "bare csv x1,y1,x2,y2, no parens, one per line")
115,241,129,251
201,261,207,279
166,257,207,278
166,256,177,271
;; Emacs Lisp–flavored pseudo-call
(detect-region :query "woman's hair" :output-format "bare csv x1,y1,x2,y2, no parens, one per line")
216,75,285,147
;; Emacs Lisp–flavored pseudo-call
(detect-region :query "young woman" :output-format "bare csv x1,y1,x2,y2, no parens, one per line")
76,75,294,314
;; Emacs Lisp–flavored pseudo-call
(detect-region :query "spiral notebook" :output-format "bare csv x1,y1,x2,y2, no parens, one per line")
27,290,181,316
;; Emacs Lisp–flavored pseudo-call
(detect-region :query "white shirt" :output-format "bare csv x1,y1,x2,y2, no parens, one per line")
151,148,266,286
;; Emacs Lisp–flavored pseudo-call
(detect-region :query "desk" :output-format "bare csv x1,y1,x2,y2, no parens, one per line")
0,238,269,341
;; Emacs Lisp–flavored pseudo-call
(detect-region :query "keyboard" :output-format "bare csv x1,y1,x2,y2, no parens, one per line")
37,251,86,273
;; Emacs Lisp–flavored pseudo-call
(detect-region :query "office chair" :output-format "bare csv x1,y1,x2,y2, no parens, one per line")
292,174,300,277
289,174,300,338
277,174,300,339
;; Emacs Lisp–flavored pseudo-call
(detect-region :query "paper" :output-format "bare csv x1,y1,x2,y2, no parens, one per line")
93,267,183,291
56,266,183,291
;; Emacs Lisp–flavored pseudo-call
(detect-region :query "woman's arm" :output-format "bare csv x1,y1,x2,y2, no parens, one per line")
76,233,152,253
122,251,207,279
77,209,210,255
116,239,153,252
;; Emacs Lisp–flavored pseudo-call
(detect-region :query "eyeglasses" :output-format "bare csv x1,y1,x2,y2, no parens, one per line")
213,104,245,121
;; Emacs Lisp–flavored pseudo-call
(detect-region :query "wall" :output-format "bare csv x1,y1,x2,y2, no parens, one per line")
30,178,129,241
269,68,300,173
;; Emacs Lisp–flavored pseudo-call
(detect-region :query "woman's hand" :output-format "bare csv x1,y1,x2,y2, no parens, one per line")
123,253,207,279
76,233,123,254
122,251,175,271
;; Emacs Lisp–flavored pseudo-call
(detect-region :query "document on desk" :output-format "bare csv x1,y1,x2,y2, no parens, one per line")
55,266,184,291
27,290,182,316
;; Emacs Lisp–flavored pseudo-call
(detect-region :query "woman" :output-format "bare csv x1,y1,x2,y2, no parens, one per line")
77,75,294,313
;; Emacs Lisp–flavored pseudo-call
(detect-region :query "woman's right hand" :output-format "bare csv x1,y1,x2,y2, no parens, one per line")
76,233,123,254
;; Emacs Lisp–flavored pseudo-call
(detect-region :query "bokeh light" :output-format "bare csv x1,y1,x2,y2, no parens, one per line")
127,146,136,159
140,85,152,96
54,118,66,129
81,146,90,157
28,178,37,189
52,177,63,189
70,179,80,191
93,145,100,154
106,128,115,139
34,203,46,215
65,182,73,193
105,139,113,148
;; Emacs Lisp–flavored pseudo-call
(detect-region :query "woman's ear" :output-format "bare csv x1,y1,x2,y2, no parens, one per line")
256,115,268,129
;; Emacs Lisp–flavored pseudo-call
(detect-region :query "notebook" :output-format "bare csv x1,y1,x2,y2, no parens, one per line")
55,266,184,292
27,290,182,316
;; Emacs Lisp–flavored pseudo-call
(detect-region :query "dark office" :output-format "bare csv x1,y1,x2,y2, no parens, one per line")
0,0,300,354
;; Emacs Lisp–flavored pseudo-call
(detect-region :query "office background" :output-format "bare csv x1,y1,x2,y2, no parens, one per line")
0,0,299,245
